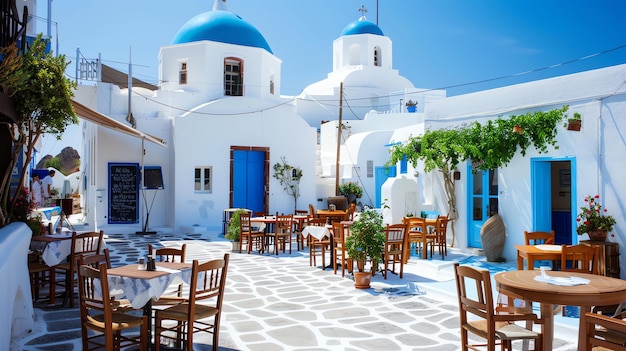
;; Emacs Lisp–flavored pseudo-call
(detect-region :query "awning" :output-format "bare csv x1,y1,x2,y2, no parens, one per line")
71,100,167,147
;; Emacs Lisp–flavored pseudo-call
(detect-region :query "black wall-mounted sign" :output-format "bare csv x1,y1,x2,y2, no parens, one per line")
143,166,164,189
108,163,139,224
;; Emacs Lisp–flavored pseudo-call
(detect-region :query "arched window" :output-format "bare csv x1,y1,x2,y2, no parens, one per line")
373,47,381,67
224,58,243,96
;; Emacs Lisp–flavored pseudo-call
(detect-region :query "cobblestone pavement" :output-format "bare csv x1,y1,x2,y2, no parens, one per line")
12,230,579,350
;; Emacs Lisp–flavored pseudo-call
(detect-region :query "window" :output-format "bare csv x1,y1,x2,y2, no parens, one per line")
270,80,274,95
224,58,243,96
194,167,212,193
373,47,381,67
367,160,374,178
179,62,187,85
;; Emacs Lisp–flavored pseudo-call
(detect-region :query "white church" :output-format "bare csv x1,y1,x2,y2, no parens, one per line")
71,0,626,273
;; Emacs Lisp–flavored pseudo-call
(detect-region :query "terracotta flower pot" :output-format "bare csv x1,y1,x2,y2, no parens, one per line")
354,271,372,289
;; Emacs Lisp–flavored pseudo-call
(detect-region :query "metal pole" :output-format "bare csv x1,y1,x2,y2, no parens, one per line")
335,82,343,196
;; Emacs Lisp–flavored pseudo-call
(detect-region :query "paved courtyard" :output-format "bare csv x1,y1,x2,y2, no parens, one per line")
12,229,579,350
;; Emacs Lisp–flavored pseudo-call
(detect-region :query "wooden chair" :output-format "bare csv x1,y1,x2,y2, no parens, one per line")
453,263,543,350
308,203,318,218
332,221,352,277
239,213,265,254
307,217,330,269
585,311,626,350
155,254,230,351
561,244,600,275
28,250,56,304
148,243,187,263
265,213,293,255
434,215,449,259
294,209,309,250
382,223,407,279
403,217,435,259
56,230,104,307
524,230,555,245
77,263,148,351
149,244,187,300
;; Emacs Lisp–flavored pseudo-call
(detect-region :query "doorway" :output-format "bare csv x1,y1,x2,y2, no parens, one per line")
531,158,576,245
467,167,499,248
230,146,269,214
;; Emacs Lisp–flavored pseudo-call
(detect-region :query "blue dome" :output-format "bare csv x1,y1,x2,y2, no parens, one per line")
340,18,384,36
172,11,273,53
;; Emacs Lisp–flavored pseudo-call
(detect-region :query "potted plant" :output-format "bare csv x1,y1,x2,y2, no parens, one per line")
344,209,386,288
339,182,363,205
576,194,616,241
226,208,248,251
405,100,417,113
564,112,582,131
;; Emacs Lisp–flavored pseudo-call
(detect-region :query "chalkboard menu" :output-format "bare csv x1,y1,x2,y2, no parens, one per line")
143,166,164,189
108,163,139,224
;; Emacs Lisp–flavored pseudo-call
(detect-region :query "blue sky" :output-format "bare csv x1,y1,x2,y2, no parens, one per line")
34,0,626,158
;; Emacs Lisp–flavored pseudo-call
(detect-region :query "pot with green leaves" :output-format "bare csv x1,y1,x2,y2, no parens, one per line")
344,209,386,288
226,208,248,251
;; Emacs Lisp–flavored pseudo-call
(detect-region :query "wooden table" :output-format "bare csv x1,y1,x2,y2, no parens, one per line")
515,244,562,270
107,262,192,350
317,210,346,223
495,269,626,350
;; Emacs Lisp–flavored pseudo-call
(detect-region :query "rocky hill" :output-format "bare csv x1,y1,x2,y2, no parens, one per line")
36,146,80,175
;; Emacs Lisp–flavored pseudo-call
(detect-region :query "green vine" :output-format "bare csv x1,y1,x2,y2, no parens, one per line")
387,106,569,246
272,157,303,213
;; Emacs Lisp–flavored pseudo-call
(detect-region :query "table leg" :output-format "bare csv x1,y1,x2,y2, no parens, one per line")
517,253,524,270
144,299,154,349
421,235,427,259
540,302,554,351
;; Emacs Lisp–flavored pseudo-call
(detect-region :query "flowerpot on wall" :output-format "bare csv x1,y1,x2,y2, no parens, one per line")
513,125,524,134
354,271,372,289
587,230,608,242
567,120,581,131
406,105,417,113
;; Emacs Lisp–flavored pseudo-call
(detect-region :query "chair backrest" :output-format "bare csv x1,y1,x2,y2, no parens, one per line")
454,262,496,329
561,244,599,274
332,221,349,243
435,215,449,234
385,223,406,246
524,230,555,245
78,248,111,269
308,203,318,218
72,230,104,256
275,213,293,235
404,217,426,234
585,312,626,350
149,243,187,263
77,263,114,344
239,213,254,235
186,254,230,320
307,217,327,227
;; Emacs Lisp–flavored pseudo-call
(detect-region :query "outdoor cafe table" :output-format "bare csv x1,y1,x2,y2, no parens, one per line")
31,231,106,267
106,262,193,349
316,209,346,223
495,269,626,350
515,244,562,270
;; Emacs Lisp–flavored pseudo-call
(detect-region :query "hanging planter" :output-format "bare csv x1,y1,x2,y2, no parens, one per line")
513,125,524,134
565,112,582,131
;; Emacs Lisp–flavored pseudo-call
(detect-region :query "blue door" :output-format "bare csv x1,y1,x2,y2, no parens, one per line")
374,165,396,208
468,167,499,248
232,149,266,213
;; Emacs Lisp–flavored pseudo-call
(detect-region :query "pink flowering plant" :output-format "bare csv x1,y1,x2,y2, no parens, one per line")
576,195,616,235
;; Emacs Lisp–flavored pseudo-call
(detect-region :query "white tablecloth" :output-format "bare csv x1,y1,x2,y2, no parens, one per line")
31,233,107,266
302,226,330,240
105,266,193,309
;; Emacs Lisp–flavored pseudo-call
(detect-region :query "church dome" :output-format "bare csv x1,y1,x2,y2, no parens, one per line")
172,10,273,53
340,17,384,36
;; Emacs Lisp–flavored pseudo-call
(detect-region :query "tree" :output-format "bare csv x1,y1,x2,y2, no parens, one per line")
388,106,569,246
0,36,77,226
272,157,303,213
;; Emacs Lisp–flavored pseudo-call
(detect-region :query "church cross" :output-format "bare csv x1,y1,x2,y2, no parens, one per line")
358,4,368,16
